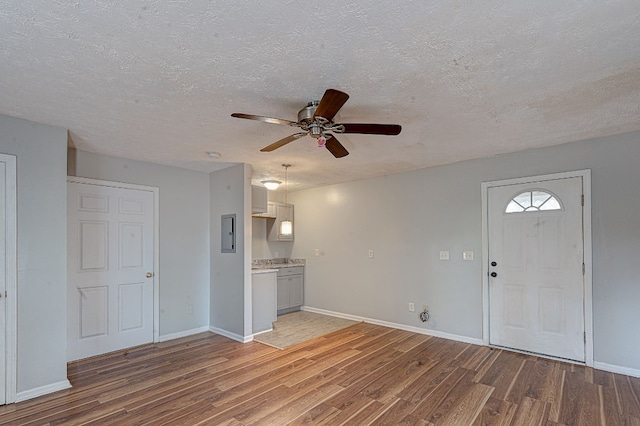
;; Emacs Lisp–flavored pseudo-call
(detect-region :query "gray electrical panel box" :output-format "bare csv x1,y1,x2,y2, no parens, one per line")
221,214,236,253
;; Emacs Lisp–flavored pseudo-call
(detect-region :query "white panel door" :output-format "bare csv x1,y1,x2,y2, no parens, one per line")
0,154,16,405
488,177,585,361
68,182,154,361
0,161,6,404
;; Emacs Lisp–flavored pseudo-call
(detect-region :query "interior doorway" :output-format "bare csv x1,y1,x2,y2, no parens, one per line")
67,177,159,361
482,170,593,365
0,153,17,405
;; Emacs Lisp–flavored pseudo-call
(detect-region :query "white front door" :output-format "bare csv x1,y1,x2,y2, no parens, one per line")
488,176,585,361
67,181,155,361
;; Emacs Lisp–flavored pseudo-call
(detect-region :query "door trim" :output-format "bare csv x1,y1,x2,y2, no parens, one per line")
481,169,593,366
1,154,16,404
67,176,160,343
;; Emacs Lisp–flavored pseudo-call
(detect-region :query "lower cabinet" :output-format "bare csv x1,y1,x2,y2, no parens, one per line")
252,271,277,334
276,266,304,313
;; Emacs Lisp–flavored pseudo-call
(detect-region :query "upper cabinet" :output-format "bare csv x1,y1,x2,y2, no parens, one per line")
268,203,294,241
251,185,268,214
253,201,277,219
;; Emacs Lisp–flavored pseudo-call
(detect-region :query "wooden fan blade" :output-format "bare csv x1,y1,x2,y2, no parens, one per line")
231,113,296,126
325,135,349,158
260,132,307,152
313,89,349,121
341,123,402,135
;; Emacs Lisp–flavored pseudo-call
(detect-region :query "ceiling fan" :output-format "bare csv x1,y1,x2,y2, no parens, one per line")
231,89,402,158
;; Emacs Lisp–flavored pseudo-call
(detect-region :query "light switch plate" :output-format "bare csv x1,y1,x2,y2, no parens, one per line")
368,249,374,258
463,250,474,261
439,251,449,261
314,248,320,256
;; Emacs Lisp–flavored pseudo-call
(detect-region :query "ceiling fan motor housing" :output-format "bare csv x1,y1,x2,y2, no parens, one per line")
298,101,320,123
298,101,341,139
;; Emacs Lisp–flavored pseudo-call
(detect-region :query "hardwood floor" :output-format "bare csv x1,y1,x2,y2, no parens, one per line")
1,323,639,425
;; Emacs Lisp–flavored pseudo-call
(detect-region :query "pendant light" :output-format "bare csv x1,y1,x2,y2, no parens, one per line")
280,164,292,236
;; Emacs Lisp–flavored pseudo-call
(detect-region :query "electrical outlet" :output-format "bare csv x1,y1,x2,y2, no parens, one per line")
314,248,320,256
409,303,415,312
368,249,374,258
186,304,193,314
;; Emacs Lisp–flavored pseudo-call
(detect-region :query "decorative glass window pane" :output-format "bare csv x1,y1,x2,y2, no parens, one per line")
505,201,525,213
539,197,561,210
505,190,562,213
532,191,550,208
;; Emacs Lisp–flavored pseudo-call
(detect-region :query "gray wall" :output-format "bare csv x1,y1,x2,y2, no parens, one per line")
210,164,252,338
0,114,68,394
69,149,211,336
289,131,640,371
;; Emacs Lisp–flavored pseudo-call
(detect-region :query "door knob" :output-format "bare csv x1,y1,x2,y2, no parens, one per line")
490,272,497,278
491,261,497,267
146,272,154,278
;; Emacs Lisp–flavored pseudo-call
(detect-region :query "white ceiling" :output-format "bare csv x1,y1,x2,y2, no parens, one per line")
1,1,640,191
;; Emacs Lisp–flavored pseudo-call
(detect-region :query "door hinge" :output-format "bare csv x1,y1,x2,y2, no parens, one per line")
584,332,587,344
581,194,584,206
582,263,585,275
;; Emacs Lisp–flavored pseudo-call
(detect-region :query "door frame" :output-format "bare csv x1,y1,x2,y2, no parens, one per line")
67,176,160,343
481,169,593,366
1,154,16,404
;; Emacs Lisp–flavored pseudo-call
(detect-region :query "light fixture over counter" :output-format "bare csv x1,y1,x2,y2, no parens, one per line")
280,164,292,237
261,180,281,190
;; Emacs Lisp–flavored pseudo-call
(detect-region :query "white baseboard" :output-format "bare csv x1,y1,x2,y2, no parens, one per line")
593,361,640,378
157,326,210,343
15,379,72,403
209,326,253,343
302,306,484,346
252,327,274,337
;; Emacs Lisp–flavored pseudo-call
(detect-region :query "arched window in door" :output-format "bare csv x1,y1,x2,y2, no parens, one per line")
505,190,562,213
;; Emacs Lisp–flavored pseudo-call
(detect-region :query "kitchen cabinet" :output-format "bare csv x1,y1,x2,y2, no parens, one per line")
252,201,276,219
276,266,303,313
252,270,277,334
268,203,294,241
251,185,268,214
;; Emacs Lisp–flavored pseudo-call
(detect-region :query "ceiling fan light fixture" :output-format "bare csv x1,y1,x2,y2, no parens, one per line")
261,180,281,190
317,135,326,148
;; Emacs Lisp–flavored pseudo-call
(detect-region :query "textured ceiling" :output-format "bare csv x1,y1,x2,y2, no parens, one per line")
1,1,640,191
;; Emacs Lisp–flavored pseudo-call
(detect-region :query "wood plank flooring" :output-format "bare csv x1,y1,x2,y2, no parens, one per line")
1,323,639,425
